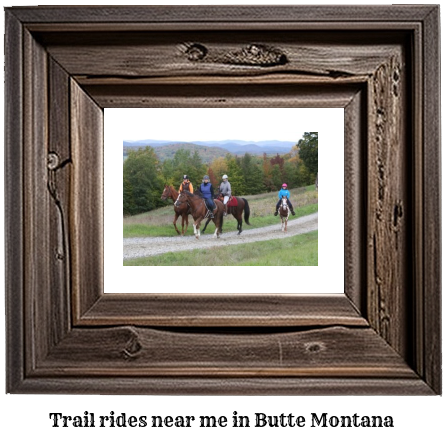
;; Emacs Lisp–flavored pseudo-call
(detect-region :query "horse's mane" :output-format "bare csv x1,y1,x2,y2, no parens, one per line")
183,190,204,200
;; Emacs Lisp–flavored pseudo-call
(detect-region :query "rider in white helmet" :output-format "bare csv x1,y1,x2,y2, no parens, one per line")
219,174,231,216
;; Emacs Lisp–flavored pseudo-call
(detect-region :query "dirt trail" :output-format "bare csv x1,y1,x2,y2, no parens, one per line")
124,212,318,260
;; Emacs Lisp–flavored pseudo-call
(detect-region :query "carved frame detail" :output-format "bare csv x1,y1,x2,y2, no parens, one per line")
5,5,441,394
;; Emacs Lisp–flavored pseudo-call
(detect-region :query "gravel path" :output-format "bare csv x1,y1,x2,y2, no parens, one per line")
124,212,318,260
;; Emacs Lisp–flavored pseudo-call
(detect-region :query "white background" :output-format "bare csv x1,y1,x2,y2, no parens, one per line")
1,1,442,437
108,108,343,293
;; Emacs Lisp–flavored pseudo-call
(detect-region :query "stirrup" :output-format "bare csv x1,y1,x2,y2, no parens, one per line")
274,211,278,216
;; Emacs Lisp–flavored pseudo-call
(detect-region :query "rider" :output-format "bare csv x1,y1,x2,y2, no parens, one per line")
219,174,231,216
179,174,194,194
274,183,295,216
199,175,215,218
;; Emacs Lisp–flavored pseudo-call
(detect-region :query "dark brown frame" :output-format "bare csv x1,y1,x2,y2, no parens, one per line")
5,6,441,394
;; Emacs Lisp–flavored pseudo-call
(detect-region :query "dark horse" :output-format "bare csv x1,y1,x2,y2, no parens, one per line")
175,190,224,239
201,194,250,235
160,184,190,235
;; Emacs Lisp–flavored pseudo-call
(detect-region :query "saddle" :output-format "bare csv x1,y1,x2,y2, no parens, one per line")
204,199,217,217
218,195,238,207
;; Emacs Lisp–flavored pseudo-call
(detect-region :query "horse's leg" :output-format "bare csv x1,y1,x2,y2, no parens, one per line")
212,212,220,238
237,205,244,235
194,217,203,239
195,218,203,239
237,214,243,235
201,217,211,234
214,216,220,238
173,212,180,235
184,214,189,235
213,201,222,236
180,214,185,236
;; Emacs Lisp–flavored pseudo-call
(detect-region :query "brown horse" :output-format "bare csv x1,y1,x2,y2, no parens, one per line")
201,194,250,235
175,190,224,239
279,196,289,232
160,184,190,235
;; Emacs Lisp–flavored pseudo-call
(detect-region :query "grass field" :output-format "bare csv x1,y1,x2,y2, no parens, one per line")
124,230,318,266
124,185,318,238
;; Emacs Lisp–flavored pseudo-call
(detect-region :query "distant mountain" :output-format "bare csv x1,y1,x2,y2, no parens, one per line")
255,140,295,148
192,140,295,154
123,139,295,159
191,140,252,147
123,139,172,148
151,142,229,163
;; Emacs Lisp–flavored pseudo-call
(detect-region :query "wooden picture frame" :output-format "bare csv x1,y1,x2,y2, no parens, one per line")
5,5,441,394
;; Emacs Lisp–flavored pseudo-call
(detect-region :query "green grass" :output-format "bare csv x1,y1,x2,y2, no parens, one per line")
124,185,318,238
124,230,318,266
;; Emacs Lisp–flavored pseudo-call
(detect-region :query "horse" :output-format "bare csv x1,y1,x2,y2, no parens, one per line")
279,196,289,232
201,193,251,235
175,190,224,239
160,184,190,236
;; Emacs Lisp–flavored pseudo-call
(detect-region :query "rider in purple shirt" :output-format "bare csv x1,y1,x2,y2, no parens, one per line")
274,183,295,216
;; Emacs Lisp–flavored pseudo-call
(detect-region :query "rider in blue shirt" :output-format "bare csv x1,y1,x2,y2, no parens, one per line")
274,183,295,216
200,175,215,218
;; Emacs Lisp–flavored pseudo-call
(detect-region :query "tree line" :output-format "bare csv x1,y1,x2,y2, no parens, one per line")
124,132,318,216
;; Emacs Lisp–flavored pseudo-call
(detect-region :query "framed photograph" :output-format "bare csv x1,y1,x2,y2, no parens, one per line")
118,109,323,266
109,108,342,294
5,5,441,394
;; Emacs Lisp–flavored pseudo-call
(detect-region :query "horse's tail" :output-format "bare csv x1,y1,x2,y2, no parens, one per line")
242,198,251,225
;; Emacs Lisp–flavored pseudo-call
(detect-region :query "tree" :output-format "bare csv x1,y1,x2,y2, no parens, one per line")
270,153,286,185
210,156,228,182
270,164,282,191
169,148,206,188
190,150,205,179
284,159,311,188
262,153,273,192
241,153,265,194
161,158,174,185
270,153,284,172
225,154,246,195
123,174,135,216
123,146,165,215
297,132,318,176
207,167,217,186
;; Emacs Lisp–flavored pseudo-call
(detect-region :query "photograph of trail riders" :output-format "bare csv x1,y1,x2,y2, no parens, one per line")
123,130,318,266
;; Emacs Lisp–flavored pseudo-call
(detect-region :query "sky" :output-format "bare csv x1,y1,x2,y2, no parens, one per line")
115,108,330,143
